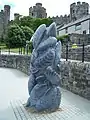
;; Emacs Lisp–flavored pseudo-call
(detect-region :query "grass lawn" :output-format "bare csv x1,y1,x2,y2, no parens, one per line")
0,43,31,55
0,43,6,49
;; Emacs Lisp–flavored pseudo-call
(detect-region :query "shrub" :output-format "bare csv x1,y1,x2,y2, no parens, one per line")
57,34,69,45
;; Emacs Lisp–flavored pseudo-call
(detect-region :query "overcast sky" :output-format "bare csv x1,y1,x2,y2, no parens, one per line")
0,0,90,20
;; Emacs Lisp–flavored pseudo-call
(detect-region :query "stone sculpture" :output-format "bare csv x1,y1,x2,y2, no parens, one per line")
26,22,62,112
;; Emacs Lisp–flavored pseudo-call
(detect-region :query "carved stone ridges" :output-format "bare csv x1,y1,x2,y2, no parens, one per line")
26,23,62,112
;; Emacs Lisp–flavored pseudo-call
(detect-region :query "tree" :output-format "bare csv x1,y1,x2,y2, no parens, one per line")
5,16,53,48
57,34,69,45
9,16,53,32
19,16,33,29
32,18,53,31
5,24,25,48
21,26,34,41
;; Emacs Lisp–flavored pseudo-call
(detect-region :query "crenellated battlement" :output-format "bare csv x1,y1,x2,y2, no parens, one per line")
71,1,89,7
29,3,47,18
70,1,89,21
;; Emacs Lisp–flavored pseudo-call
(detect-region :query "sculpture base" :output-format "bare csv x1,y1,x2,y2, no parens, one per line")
24,103,63,113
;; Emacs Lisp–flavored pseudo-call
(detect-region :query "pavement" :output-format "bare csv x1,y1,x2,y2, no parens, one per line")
0,68,90,120
0,68,28,120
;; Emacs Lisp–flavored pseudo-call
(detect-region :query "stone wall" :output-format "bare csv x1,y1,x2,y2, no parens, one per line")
0,54,90,100
52,15,70,26
60,61,90,100
69,33,90,45
62,45,90,62
0,54,31,75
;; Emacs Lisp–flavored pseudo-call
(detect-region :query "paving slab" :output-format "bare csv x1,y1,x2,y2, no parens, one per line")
11,90,90,120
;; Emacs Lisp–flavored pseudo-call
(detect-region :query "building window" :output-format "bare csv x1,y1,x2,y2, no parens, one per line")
73,10,75,13
32,13,33,16
83,30,86,34
87,9,88,13
75,23,81,31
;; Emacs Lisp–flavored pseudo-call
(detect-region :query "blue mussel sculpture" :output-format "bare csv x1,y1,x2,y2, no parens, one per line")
26,22,62,112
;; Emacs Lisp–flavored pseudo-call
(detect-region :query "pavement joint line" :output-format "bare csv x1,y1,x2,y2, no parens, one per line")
16,100,30,120
14,101,26,120
13,100,26,120
11,100,22,120
20,101,36,120
61,104,82,116
19,100,37,120
11,99,90,120
10,101,19,120
20,100,47,120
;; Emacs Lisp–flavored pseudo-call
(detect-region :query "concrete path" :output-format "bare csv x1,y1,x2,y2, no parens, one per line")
0,68,29,120
0,68,90,120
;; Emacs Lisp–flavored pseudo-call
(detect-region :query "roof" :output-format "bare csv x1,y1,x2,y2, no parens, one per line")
58,15,90,31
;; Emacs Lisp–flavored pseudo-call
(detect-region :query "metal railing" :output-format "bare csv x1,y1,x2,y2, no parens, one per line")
0,47,32,55
0,43,90,62
62,43,90,62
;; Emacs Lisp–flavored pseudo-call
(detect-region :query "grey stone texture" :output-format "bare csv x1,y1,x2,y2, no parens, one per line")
60,61,90,100
29,3,47,18
62,44,90,62
0,5,10,37
0,54,90,100
70,2,89,22
52,15,70,26
14,13,20,20
0,54,31,75
69,33,90,45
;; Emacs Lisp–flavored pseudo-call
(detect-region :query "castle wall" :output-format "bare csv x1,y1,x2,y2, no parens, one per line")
52,15,70,26
54,2,89,27
0,5,10,37
70,2,89,21
29,3,47,18
14,13,20,20
4,5,10,29
0,10,4,36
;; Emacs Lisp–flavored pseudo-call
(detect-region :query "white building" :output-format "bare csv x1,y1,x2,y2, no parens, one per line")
58,15,90,36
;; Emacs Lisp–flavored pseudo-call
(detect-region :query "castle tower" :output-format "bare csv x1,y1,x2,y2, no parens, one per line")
29,7,33,16
0,5,10,37
29,3,47,18
14,13,20,20
0,10,4,36
70,3,76,21
70,1,89,21
4,5,10,26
